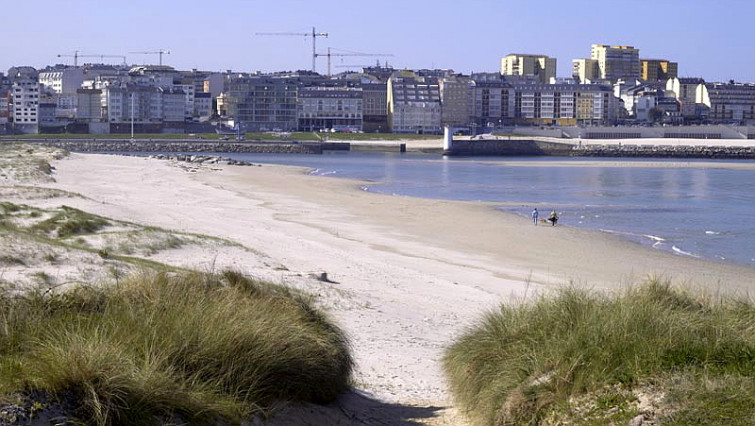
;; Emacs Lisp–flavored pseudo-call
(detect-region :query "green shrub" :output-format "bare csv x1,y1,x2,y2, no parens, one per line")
443,279,755,425
0,271,352,425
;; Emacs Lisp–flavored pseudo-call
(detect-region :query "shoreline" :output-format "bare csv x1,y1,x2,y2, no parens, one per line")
21,152,755,422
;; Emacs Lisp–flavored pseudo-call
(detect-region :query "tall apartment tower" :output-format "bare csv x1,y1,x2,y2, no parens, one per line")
500,54,556,84
640,59,678,81
590,44,640,82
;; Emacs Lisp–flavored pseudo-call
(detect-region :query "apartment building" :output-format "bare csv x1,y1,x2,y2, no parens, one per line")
572,59,600,83
666,77,704,117
194,92,213,120
173,83,195,119
0,90,10,132
697,82,755,124
297,86,363,132
581,44,640,82
221,74,316,131
38,67,85,94
439,75,472,127
11,79,39,133
93,83,186,125
641,59,678,81
513,82,616,125
470,77,513,128
501,54,556,84
387,72,442,134
361,82,388,133
76,88,104,121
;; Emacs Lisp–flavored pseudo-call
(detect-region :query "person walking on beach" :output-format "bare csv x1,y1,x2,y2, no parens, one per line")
532,208,539,225
548,209,558,226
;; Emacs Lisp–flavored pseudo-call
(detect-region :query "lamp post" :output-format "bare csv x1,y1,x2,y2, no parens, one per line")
130,93,135,140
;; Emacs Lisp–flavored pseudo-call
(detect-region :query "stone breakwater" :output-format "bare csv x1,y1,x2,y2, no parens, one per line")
145,153,258,166
21,139,350,155
574,144,755,159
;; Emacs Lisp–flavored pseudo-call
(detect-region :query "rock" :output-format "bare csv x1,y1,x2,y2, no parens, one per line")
629,414,646,426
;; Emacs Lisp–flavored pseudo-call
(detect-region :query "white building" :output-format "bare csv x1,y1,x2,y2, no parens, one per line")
12,79,39,133
174,83,195,119
38,68,84,95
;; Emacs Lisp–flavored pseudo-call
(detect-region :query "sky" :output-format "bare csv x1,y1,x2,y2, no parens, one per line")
3,0,754,82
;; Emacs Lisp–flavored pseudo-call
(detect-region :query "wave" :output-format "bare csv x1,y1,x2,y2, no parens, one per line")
643,234,666,248
672,246,699,258
705,231,720,235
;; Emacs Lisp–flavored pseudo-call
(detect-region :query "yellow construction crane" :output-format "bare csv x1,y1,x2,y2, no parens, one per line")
255,27,328,73
57,51,127,66
316,48,393,77
130,49,171,66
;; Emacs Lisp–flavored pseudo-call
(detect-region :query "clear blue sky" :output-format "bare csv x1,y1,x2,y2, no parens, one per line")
4,0,753,82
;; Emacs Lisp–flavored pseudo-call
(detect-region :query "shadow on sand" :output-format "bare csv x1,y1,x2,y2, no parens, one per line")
261,389,457,425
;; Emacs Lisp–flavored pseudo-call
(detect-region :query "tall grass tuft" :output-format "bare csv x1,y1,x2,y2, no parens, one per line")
0,270,352,425
443,278,755,425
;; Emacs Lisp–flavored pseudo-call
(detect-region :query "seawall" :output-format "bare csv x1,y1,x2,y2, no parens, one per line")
444,138,755,159
11,139,351,154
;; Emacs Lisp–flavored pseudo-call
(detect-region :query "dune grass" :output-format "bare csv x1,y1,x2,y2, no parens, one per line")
443,279,755,425
0,270,353,425
30,205,110,238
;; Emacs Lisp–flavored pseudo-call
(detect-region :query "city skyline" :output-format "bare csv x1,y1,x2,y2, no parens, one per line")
4,0,754,82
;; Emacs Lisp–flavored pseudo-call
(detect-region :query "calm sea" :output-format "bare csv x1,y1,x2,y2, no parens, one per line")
215,151,755,269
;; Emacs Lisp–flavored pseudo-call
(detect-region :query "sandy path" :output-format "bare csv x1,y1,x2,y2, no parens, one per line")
36,153,755,424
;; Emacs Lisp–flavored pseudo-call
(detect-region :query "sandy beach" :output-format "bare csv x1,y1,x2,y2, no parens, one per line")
16,152,755,424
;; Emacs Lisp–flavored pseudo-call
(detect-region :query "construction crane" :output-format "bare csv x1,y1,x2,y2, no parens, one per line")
57,51,128,66
316,48,393,77
255,27,328,73
130,49,171,66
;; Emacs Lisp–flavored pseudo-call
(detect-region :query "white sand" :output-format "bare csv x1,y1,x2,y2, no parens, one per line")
27,153,755,424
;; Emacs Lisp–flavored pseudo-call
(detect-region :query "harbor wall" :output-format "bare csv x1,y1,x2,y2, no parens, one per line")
445,138,755,159
8,139,351,154
443,139,573,156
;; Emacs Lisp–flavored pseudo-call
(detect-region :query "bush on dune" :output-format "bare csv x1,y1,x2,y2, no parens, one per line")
0,270,353,425
443,279,755,425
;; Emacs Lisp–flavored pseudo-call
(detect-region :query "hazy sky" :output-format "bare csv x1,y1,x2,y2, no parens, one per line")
4,0,753,82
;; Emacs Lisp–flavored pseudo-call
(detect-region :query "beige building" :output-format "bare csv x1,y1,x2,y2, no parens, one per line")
501,54,556,84
641,59,678,81
439,75,472,127
572,59,600,83
589,44,640,82
666,77,703,117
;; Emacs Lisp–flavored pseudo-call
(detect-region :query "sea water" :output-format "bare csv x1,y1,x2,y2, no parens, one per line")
218,151,755,269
